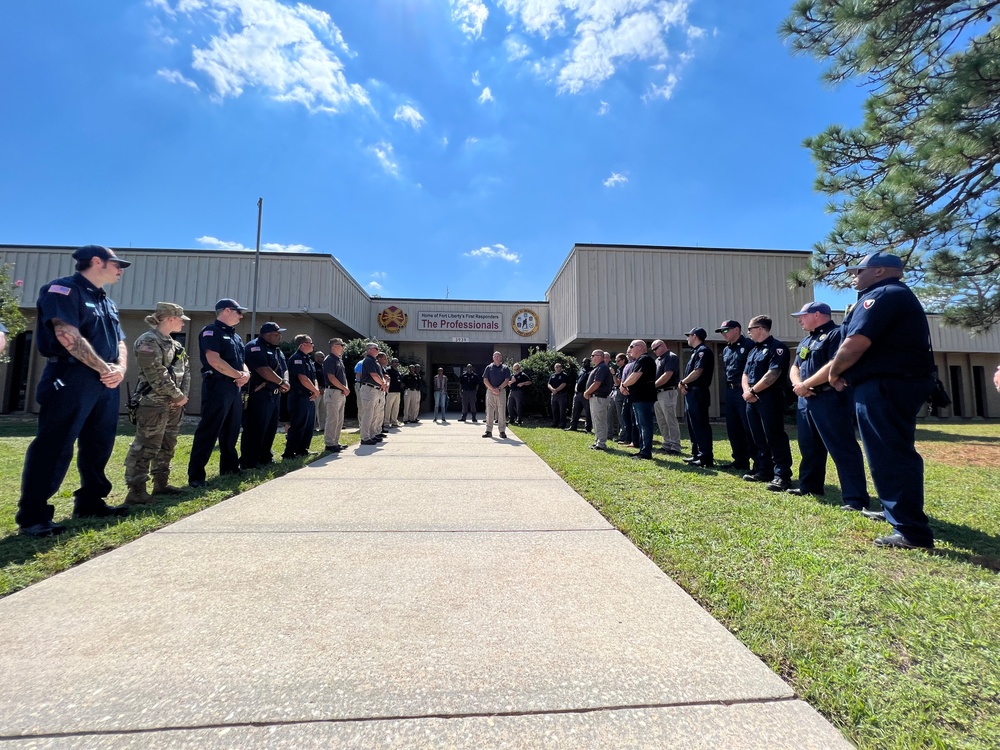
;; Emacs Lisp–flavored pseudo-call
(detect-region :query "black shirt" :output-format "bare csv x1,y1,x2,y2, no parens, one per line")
683,343,715,388
722,335,753,384
629,354,657,403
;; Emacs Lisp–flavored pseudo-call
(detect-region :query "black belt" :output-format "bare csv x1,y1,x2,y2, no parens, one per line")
726,382,739,389
361,382,379,388
657,387,676,392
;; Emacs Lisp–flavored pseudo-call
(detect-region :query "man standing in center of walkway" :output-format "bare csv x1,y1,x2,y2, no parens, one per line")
716,319,757,473
358,342,386,446
459,364,479,422
620,340,656,460
789,302,871,510
188,299,250,488
651,339,682,455
584,349,614,450
482,351,512,439
679,327,715,468
240,322,289,470
322,338,350,453
742,315,793,491
283,335,320,458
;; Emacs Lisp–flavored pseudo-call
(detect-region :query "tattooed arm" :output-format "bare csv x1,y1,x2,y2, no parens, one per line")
53,318,126,388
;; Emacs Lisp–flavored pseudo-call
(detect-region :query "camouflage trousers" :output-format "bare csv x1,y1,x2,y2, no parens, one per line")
124,402,184,486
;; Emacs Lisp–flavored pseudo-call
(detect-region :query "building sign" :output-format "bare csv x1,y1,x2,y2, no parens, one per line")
512,308,540,337
377,306,408,334
417,312,502,332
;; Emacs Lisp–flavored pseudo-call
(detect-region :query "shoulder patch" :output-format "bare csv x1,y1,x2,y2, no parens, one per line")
863,299,875,309
48,285,72,295
202,330,215,337
137,342,157,353
776,348,784,356
249,346,261,352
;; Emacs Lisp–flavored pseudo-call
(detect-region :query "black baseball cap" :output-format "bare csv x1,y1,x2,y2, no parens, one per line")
714,319,740,333
846,252,904,271
72,244,131,268
259,322,286,334
684,327,707,340
216,298,249,312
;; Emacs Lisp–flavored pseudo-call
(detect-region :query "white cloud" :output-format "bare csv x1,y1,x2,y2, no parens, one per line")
643,71,679,101
157,68,200,90
393,104,425,130
478,86,494,104
504,37,531,60
603,172,628,187
371,141,399,176
451,0,489,39
471,70,481,86
493,0,699,97
156,0,370,113
442,136,450,146
598,100,610,115
368,280,383,291
371,271,387,279
197,236,312,252
464,243,520,263
465,136,480,146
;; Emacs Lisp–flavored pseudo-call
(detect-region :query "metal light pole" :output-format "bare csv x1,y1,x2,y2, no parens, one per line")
250,197,263,333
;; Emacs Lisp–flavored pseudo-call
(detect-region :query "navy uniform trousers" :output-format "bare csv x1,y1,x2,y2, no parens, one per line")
17,362,119,526
240,388,280,469
188,376,243,482
283,390,316,457
796,390,870,508
746,390,792,480
854,377,934,545
684,386,713,462
723,383,755,469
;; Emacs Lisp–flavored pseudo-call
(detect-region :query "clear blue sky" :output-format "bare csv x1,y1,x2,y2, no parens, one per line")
1,0,866,307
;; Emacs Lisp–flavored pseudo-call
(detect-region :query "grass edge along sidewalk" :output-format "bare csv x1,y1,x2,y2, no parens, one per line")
0,416,341,597
515,421,1000,750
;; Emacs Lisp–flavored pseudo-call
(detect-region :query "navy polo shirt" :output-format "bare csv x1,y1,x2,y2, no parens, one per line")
198,319,244,376
795,321,842,381
744,335,790,386
655,351,680,389
287,347,317,393
841,278,934,384
360,353,381,385
548,371,571,391
245,337,287,389
323,353,348,389
35,273,125,362
587,362,613,398
683,343,715,388
484,363,511,388
722,335,753,384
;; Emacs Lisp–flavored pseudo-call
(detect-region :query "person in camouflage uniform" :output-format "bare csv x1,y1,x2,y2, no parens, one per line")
123,302,191,505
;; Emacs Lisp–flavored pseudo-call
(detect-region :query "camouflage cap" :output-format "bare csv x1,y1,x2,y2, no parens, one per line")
154,302,190,320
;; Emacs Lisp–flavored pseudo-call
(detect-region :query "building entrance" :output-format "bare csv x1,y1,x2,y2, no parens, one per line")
428,343,495,412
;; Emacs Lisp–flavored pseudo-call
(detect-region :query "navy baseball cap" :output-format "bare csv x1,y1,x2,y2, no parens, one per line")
791,302,832,317
72,244,131,268
714,319,740,333
216,298,249,312
846,252,904,271
259,322,286,334
684,327,707,340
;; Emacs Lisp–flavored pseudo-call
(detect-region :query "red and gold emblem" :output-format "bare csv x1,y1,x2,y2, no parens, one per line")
377,306,408,334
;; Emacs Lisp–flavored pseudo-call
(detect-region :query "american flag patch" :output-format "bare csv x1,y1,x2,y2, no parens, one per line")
48,285,71,295
202,330,215,337
250,346,261,352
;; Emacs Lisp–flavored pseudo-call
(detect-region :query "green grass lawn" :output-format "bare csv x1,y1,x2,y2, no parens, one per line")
0,416,341,597
1,415,997,748
517,420,1000,750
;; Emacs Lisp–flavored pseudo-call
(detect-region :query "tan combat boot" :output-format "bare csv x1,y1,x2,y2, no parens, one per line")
124,483,156,505
151,475,184,495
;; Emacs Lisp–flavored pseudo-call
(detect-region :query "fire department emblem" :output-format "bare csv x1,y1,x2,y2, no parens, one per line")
377,306,408,334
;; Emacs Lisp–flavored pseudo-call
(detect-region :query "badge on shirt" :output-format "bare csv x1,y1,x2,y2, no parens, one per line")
202,330,215,337
818,333,827,341
863,299,875,309
776,348,784,355
48,285,72,295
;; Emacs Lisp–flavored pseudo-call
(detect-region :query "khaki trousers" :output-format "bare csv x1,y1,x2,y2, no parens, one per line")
323,389,346,447
403,389,421,421
485,389,506,433
655,389,682,452
383,392,401,428
358,385,380,440
590,395,610,448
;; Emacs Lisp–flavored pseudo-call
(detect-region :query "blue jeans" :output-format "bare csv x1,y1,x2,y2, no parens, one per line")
631,401,655,457
433,390,448,419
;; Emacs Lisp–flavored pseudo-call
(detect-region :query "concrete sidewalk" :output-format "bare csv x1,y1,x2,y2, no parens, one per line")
0,417,852,748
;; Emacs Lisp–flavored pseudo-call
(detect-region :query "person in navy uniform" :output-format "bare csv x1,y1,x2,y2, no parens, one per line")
829,252,936,549
788,302,871,510
240,322,290,470
741,315,793,490
620,340,657,460
547,363,571,428
187,299,251,487
458,364,480,422
283,334,321,458
678,327,715,467
567,357,593,431
16,245,132,537
716,320,757,472
507,362,531,426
